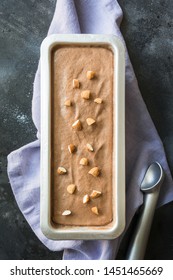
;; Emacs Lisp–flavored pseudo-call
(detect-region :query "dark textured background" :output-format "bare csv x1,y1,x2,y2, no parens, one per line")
0,0,173,259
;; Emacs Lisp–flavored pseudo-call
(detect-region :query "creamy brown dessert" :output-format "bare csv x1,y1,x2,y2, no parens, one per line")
51,46,114,226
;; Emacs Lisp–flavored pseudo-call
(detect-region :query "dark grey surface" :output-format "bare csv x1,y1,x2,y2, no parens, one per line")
0,0,173,259
118,0,173,260
0,0,62,260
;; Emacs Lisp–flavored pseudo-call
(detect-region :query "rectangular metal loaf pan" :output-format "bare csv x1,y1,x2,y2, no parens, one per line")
40,34,125,240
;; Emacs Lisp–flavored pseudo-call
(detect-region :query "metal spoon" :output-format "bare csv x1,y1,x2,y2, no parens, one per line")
126,162,164,260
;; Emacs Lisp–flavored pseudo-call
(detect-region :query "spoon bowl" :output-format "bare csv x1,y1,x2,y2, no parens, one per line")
141,162,164,192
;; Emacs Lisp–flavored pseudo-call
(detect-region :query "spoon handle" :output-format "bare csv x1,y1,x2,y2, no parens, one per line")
126,186,161,260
